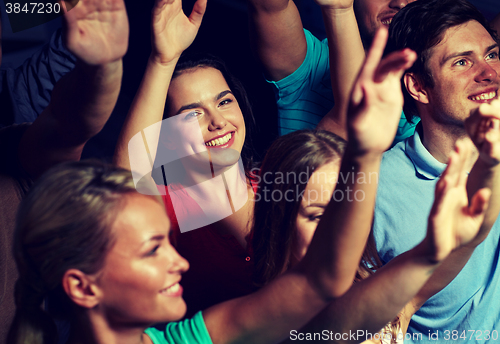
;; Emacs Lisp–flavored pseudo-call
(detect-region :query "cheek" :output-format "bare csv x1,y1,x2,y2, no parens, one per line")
294,220,316,254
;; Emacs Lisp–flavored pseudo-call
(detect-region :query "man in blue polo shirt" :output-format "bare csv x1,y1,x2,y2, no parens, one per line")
373,0,500,342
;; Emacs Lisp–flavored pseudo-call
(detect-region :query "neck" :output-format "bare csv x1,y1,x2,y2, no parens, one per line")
67,310,150,344
420,117,478,166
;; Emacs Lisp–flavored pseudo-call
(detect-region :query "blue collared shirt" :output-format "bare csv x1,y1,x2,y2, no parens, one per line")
374,127,500,343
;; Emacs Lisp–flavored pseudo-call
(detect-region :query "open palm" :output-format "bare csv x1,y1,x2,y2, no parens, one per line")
151,0,207,65
427,139,491,262
347,27,416,155
63,0,129,65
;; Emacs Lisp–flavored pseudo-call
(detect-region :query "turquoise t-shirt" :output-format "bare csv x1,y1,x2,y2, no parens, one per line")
267,29,419,143
145,311,213,344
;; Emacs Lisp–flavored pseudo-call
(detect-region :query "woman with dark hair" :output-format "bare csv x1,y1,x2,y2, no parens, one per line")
113,0,265,316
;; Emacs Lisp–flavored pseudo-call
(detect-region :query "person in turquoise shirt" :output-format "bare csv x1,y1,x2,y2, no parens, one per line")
246,0,419,140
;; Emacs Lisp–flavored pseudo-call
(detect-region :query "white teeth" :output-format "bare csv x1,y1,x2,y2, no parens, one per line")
162,283,180,294
470,91,496,101
381,19,392,25
205,133,232,147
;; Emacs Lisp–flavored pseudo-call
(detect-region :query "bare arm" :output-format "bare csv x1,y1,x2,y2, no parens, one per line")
19,0,128,179
315,0,365,139
203,27,418,344
289,138,490,344
113,0,206,171
246,0,307,81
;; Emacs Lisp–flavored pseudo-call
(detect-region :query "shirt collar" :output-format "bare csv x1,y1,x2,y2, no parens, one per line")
406,124,447,180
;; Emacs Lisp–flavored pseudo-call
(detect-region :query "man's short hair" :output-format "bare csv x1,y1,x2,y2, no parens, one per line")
385,0,499,123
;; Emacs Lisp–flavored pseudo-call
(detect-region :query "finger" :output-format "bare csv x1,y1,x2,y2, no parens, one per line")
374,48,416,83
468,187,491,217
441,148,461,190
360,26,389,80
189,0,207,27
350,81,365,107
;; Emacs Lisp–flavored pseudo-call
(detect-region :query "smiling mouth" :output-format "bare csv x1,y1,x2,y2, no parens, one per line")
205,132,233,147
469,91,497,101
160,283,181,295
381,18,393,25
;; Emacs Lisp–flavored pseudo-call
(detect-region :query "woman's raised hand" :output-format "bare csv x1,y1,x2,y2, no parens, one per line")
347,27,416,156
151,0,207,65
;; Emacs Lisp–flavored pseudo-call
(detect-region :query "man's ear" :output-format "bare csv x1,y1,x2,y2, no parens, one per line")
62,269,101,309
404,73,430,104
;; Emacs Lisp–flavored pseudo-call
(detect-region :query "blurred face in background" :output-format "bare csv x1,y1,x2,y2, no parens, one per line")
354,0,416,47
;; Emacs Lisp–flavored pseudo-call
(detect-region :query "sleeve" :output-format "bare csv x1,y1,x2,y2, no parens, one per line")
3,28,76,124
266,29,334,135
144,311,213,344
393,113,419,146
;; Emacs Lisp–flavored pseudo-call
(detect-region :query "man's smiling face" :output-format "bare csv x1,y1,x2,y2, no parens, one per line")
420,20,499,127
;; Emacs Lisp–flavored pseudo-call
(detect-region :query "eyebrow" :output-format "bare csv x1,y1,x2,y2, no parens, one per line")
441,43,499,66
142,234,165,246
174,90,234,115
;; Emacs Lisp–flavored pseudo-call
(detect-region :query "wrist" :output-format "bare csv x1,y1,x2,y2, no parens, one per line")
320,4,354,17
149,53,180,69
475,155,500,171
412,239,444,266
344,144,384,165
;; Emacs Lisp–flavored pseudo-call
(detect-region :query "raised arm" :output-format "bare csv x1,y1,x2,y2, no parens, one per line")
202,27,417,344
246,0,307,81
302,138,491,344
315,0,365,139
113,0,206,171
18,0,128,179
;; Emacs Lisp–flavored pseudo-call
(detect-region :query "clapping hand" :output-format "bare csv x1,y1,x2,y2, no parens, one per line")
426,139,491,263
466,99,500,167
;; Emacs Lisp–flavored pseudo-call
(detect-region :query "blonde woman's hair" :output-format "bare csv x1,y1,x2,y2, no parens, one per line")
7,161,156,344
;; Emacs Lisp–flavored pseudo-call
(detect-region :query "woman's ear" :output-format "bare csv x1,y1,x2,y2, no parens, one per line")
62,269,101,309
404,73,430,104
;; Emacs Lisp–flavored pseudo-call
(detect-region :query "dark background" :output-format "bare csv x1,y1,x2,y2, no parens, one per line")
1,0,499,161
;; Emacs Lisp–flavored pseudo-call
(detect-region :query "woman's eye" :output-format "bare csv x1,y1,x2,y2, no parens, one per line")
308,214,322,221
184,111,202,120
218,98,232,107
147,245,160,256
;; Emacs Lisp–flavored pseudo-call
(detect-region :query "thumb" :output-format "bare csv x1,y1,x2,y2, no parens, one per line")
468,187,491,217
189,0,207,27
